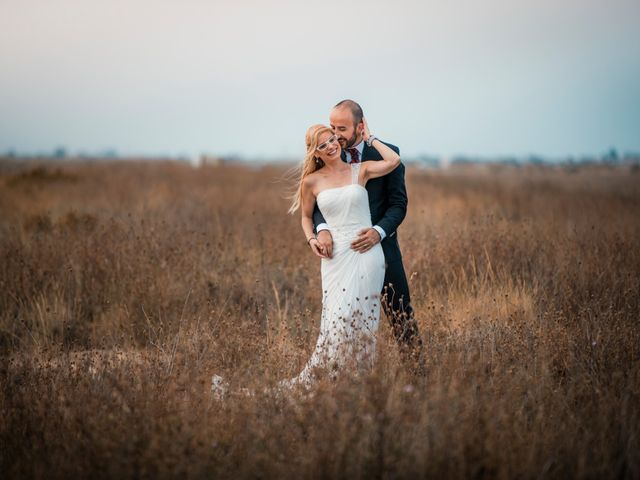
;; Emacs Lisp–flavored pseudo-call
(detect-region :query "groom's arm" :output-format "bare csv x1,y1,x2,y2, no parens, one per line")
312,195,334,258
375,145,407,238
312,203,329,234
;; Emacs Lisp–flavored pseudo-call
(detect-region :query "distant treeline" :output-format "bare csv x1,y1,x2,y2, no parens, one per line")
2,147,640,168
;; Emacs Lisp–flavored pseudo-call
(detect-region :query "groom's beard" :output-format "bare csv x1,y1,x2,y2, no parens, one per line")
340,131,359,148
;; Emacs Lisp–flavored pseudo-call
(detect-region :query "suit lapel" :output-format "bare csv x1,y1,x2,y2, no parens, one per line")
361,144,378,161
361,144,370,161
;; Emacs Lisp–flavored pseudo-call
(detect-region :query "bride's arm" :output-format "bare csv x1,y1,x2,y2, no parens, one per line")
361,118,401,182
362,138,401,182
301,177,327,258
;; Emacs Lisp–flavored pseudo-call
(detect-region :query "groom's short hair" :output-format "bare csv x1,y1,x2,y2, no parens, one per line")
334,99,363,126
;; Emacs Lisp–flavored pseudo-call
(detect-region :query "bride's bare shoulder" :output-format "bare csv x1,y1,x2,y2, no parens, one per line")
303,171,321,192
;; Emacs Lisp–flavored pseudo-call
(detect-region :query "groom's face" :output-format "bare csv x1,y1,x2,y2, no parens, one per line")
329,107,363,149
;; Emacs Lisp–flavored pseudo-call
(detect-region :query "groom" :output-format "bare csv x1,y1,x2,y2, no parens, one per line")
313,99,425,375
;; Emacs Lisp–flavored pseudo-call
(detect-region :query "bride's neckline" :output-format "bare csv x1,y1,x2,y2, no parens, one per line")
316,183,366,198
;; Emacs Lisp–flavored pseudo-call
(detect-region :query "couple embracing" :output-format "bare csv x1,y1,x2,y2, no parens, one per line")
213,100,424,395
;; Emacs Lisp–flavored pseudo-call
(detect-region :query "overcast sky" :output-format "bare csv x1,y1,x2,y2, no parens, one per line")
1,0,639,159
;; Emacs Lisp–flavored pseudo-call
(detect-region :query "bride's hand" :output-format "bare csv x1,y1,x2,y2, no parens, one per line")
361,117,371,142
309,238,328,258
316,230,333,258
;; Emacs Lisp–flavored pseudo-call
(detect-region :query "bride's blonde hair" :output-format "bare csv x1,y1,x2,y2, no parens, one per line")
288,124,333,214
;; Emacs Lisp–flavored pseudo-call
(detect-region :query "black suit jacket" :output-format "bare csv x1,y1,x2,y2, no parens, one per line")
312,141,407,262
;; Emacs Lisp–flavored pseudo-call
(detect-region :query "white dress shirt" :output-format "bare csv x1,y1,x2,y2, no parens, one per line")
316,139,387,241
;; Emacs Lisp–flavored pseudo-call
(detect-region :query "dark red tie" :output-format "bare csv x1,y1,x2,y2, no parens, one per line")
347,148,360,163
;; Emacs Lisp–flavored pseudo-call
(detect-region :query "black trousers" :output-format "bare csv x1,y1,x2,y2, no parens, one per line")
381,258,423,357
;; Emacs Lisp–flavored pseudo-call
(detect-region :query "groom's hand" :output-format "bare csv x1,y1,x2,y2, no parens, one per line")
316,230,334,259
309,240,328,258
351,228,381,253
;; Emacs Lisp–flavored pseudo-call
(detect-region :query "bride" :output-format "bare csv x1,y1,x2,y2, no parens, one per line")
212,119,401,395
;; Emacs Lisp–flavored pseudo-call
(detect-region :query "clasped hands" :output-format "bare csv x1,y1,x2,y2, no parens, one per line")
309,228,380,258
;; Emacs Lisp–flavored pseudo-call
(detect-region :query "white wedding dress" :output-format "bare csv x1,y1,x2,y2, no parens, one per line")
212,163,385,395
279,163,386,388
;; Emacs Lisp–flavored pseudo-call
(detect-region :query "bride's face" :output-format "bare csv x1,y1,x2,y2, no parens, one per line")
315,132,341,162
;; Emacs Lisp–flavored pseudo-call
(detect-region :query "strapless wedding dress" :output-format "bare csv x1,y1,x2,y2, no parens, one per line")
212,164,385,395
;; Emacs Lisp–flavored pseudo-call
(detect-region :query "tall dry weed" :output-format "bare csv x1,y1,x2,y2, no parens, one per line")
0,159,638,479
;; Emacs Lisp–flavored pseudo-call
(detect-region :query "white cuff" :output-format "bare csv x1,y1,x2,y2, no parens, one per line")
373,225,387,240
316,223,330,233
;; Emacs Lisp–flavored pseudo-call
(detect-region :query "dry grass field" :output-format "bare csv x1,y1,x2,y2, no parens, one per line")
1,158,639,479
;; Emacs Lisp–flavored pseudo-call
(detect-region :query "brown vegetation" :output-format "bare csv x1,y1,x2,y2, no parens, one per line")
1,159,638,479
